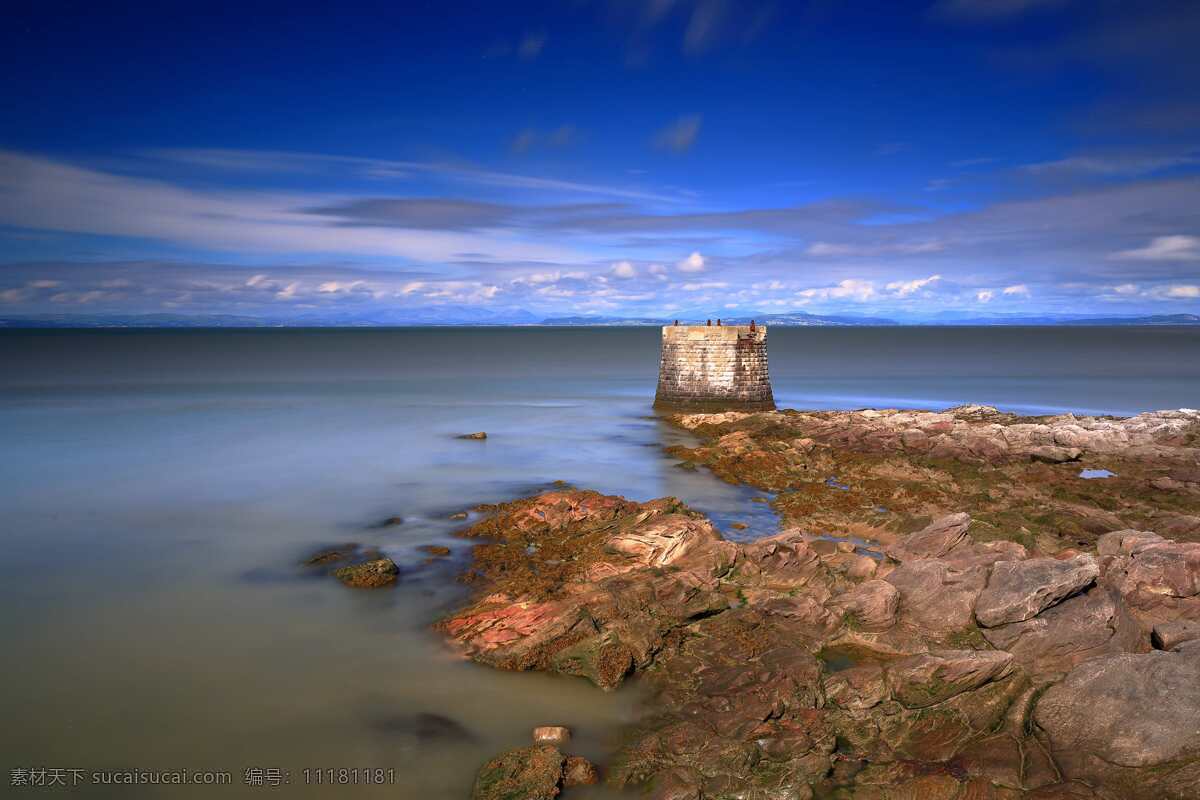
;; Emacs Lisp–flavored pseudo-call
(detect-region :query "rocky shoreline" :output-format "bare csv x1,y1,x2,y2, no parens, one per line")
338,406,1200,798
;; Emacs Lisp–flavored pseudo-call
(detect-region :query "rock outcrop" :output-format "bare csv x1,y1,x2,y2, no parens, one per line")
433,405,1200,798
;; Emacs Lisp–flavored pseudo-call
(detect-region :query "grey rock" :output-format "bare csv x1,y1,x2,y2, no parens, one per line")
975,555,1099,627
886,559,987,636
886,512,971,561
1029,445,1082,463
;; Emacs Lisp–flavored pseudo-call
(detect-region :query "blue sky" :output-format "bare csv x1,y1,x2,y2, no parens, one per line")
1,0,1198,321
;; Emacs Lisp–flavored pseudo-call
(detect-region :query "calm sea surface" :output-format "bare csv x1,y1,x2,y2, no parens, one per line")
1,326,1197,798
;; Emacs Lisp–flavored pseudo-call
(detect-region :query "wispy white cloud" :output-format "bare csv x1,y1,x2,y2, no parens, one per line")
806,241,944,257
1021,153,1199,178
0,150,586,263
145,148,682,204
676,251,706,272
1110,235,1200,262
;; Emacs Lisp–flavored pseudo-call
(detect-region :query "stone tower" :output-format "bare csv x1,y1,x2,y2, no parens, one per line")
653,324,775,411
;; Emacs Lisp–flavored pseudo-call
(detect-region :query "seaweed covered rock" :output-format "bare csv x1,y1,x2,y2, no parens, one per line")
471,745,565,800
333,557,399,588
440,481,1199,799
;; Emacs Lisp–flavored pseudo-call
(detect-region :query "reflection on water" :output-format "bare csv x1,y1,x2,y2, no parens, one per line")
1079,468,1117,479
1,326,1198,798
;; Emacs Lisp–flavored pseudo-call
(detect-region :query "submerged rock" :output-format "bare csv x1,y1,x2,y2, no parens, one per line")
333,557,399,588
302,543,359,566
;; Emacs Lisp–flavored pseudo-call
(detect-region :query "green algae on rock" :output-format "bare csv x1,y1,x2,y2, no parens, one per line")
333,557,399,588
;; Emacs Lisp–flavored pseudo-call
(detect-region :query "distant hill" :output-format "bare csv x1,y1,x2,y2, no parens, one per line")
916,313,1200,326
0,313,272,328
1,311,1196,328
540,312,899,326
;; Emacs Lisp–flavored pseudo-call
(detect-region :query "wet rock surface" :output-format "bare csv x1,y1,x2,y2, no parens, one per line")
433,406,1200,798
334,557,399,588
472,744,565,800
669,406,1200,552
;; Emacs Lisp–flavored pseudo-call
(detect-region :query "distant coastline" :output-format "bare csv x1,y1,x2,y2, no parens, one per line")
2,312,1199,329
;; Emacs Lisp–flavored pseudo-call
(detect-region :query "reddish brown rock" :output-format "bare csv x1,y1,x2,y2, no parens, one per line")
981,587,1146,678
827,579,900,630
1034,649,1200,799
886,559,988,638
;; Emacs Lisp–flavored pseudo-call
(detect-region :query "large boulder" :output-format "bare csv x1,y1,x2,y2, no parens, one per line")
1103,539,1200,619
981,587,1146,678
975,555,1099,628
885,559,988,638
1033,649,1200,799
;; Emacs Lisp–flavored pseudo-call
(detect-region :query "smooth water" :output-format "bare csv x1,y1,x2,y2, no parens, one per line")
2,326,1197,798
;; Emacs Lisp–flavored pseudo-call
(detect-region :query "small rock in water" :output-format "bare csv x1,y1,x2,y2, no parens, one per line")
459,431,488,440
379,515,405,527
449,511,469,521
563,756,599,787
334,557,400,588
419,545,451,557
532,725,570,745
730,522,748,530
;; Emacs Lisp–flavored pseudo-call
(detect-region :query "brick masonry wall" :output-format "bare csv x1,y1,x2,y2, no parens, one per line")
653,325,775,411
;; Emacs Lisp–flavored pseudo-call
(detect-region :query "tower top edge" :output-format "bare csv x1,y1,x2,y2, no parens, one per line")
661,324,766,339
